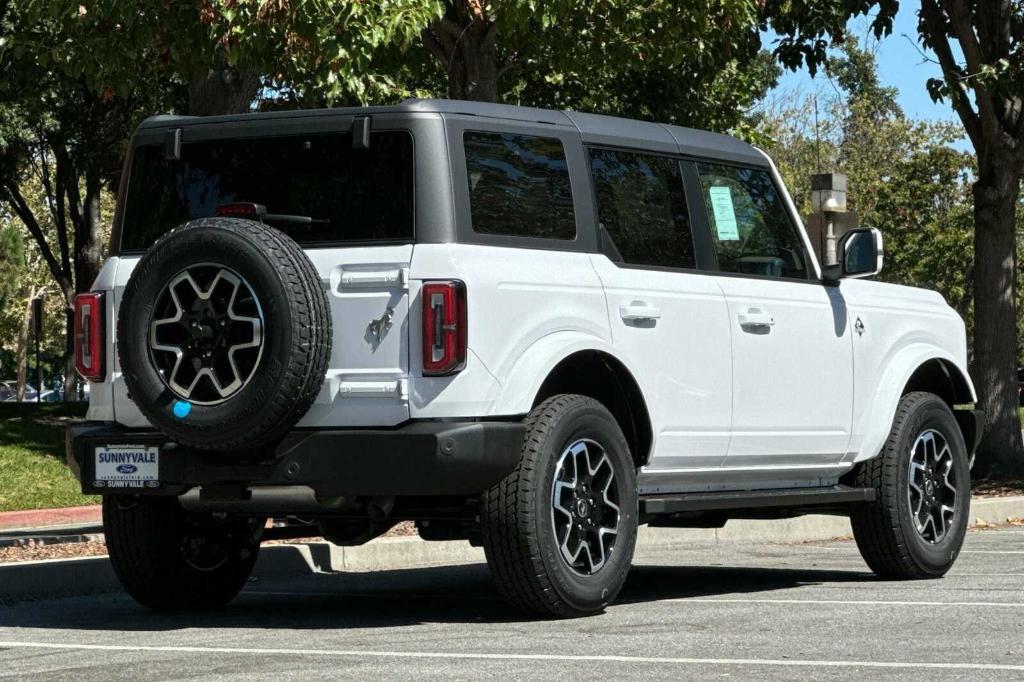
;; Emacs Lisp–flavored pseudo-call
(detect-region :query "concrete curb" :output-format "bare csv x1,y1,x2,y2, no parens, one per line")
2,496,1021,604
0,505,101,532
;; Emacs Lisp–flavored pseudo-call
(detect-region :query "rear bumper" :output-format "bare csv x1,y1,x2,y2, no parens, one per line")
66,420,524,498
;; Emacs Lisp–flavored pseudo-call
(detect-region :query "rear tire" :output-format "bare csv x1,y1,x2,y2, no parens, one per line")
481,394,638,617
103,495,263,611
850,392,970,579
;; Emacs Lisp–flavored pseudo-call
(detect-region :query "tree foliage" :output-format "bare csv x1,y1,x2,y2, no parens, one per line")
19,1,778,130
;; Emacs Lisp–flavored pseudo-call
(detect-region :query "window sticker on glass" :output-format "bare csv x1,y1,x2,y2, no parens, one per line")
708,186,740,241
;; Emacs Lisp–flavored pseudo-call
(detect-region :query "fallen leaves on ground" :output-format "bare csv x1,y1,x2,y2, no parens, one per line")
971,479,1024,498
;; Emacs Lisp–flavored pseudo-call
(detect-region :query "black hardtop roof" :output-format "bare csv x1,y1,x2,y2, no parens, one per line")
138,98,768,166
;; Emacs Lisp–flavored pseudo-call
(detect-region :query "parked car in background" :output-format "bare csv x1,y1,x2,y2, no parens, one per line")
1,381,38,402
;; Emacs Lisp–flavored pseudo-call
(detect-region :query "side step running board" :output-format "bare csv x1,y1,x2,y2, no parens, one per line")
640,485,876,515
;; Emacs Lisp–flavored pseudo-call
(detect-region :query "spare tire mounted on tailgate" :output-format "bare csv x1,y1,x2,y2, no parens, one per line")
118,217,331,451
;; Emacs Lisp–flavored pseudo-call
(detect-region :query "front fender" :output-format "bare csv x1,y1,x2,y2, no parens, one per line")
486,331,641,417
852,344,977,464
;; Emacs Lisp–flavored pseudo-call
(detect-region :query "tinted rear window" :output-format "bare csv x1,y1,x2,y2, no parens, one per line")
120,131,414,251
463,131,576,240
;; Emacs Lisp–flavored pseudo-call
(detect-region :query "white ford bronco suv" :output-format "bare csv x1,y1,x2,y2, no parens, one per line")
67,99,983,617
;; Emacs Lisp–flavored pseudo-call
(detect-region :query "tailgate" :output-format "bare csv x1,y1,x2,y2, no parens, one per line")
109,245,412,428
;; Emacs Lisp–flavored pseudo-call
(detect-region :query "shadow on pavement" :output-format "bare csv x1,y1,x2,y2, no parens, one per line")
0,561,872,633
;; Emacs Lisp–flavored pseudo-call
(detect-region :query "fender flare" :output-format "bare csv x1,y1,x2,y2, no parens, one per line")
852,344,977,464
486,331,646,418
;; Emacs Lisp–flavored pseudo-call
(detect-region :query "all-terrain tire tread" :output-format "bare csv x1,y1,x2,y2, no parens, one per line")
850,391,956,579
118,217,331,451
103,496,261,611
480,394,633,617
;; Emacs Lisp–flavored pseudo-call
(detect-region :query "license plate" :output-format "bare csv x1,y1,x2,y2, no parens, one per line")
94,445,160,489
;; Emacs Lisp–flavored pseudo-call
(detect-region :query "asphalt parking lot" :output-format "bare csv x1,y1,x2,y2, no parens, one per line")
1,527,1022,680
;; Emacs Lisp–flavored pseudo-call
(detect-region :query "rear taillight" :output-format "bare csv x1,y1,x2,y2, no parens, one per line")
422,281,467,376
74,293,105,382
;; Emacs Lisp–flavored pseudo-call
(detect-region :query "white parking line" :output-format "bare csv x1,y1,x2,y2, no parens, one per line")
811,546,1024,555
245,591,1024,608
657,597,1024,608
246,590,499,601
0,640,1022,672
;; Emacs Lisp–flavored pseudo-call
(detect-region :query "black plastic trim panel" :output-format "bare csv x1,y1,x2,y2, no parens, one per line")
67,420,524,497
640,485,876,515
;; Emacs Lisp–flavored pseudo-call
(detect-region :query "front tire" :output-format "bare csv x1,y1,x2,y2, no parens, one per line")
481,395,638,617
850,392,970,579
103,496,264,611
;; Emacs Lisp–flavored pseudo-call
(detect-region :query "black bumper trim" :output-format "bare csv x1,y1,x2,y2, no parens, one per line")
640,485,875,515
954,408,985,456
67,420,525,497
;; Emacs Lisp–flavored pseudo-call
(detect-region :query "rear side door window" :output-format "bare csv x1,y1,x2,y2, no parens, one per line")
589,148,696,269
696,163,809,280
463,131,576,240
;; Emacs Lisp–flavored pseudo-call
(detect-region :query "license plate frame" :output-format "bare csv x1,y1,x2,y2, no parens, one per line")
93,444,160,489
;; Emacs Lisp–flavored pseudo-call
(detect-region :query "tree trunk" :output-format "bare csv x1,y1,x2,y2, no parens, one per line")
74,174,104,296
63,310,76,401
422,7,500,103
447,22,499,102
15,286,36,402
971,163,1024,477
188,59,262,116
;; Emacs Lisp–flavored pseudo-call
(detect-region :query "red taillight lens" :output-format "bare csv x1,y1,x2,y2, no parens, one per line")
74,293,105,382
214,202,267,218
422,281,467,376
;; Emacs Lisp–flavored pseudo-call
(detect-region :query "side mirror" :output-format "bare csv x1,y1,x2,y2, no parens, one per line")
824,227,883,282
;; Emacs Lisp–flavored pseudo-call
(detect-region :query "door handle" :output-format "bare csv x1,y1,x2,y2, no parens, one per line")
737,307,775,332
619,302,661,323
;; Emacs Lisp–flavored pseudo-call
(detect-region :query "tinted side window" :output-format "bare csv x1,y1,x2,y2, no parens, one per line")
589,148,695,269
463,131,576,240
696,163,808,280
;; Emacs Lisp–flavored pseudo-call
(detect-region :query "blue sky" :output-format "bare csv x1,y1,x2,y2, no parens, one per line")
763,3,969,146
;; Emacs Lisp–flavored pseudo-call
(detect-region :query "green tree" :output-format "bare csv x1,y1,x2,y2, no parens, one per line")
0,2,158,395
32,1,777,129
0,181,69,398
0,224,24,304
763,0,1024,476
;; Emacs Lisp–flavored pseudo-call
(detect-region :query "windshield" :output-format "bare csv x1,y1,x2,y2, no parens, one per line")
120,130,414,251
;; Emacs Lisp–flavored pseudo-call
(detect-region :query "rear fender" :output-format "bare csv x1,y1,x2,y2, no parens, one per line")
486,331,641,417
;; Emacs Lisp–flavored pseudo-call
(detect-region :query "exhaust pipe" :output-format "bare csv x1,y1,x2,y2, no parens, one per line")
179,486,349,514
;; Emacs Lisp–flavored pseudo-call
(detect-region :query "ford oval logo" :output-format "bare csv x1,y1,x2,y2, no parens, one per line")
117,464,138,475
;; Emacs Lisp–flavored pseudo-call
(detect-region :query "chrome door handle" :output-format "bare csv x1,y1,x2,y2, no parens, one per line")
619,302,662,323
737,308,775,331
